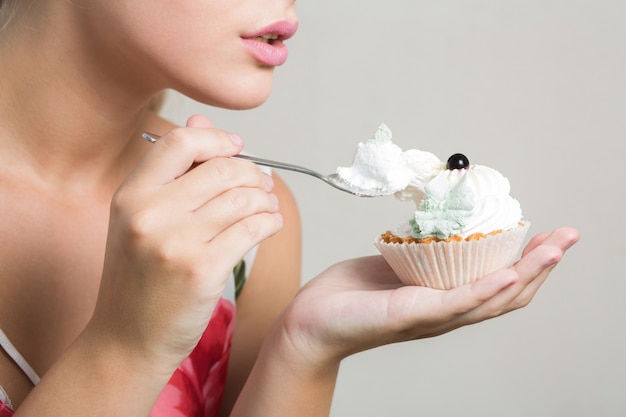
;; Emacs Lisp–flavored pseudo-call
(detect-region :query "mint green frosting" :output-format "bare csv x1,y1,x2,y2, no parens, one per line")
373,123,393,142
410,173,474,239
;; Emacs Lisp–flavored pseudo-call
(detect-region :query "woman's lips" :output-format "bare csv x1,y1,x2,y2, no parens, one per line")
241,20,299,67
241,38,289,67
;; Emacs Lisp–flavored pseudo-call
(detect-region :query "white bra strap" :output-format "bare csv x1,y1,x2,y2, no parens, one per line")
0,329,40,385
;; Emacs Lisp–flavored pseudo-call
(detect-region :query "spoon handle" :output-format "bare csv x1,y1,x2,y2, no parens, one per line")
232,154,325,180
141,132,326,181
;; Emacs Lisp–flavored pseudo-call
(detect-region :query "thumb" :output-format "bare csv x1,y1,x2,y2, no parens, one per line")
186,114,215,128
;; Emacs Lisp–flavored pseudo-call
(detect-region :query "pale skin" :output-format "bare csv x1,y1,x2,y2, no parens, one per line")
0,0,580,416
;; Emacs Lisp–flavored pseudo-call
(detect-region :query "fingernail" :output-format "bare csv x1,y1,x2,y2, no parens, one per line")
270,193,280,210
228,132,242,146
263,173,274,191
273,212,284,226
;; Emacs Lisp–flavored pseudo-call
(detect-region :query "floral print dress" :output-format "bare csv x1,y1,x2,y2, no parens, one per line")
0,248,257,417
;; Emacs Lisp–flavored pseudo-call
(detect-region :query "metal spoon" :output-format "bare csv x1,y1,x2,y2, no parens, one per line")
142,132,392,197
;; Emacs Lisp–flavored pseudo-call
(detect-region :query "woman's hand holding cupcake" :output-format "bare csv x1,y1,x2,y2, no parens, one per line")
272,226,578,368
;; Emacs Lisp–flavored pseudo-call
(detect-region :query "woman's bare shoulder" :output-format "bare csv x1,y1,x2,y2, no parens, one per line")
246,172,301,295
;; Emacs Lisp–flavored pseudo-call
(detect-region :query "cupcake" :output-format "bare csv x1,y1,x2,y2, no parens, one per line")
339,125,529,289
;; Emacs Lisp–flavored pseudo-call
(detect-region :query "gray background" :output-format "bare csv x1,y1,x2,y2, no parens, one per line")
161,1,625,415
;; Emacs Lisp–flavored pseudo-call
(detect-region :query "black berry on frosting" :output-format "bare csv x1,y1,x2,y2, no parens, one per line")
446,153,470,170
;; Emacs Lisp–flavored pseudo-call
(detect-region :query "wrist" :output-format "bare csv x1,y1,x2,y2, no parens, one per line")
80,315,181,385
230,318,341,417
16,323,174,416
265,309,344,378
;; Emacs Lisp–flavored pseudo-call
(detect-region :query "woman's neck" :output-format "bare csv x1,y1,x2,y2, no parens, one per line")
0,2,165,194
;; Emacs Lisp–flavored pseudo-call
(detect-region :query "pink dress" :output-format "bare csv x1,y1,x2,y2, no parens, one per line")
0,251,256,417
0,402,12,417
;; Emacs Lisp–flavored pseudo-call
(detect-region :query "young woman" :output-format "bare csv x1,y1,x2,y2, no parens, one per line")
0,0,579,416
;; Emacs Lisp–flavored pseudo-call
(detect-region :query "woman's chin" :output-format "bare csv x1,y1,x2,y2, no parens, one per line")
219,93,271,110
185,77,274,110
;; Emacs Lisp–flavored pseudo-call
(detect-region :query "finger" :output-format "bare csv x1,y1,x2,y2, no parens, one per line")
521,232,550,257
514,244,563,285
455,245,560,323
431,269,523,332
431,269,519,324
535,226,580,250
162,158,272,210
514,226,580,289
185,115,243,155
133,127,244,187
521,226,580,257
381,270,519,339
201,212,284,279
185,114,215,129
508,226,580,308
503,244,563,311
190,188,279,242
452,226,580,323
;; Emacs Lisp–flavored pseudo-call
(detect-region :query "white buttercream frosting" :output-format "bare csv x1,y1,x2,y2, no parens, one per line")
398,165,523,239
395,148,444,204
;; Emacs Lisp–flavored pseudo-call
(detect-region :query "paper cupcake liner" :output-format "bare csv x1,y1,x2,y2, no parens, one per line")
373,222,530,289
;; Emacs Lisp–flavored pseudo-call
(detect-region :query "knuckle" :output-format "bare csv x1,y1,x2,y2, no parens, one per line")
153,242,198,279
110,187,130,215
237,162,268,189
511,293,534,310
110,189,155,243
163,128,191,149
236,213,279,241
225,189,251,212
483,304,507,319
110,181,145,214
127,230,197,278
210,158,235,182
225,188,275,214
237,217,263,241
125,208,159,243
152,238,181,266
253,167,268,187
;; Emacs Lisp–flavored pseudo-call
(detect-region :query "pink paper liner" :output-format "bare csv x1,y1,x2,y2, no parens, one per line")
373,222,530,289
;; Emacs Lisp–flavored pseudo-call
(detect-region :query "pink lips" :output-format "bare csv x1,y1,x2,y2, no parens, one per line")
241,20,299,67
